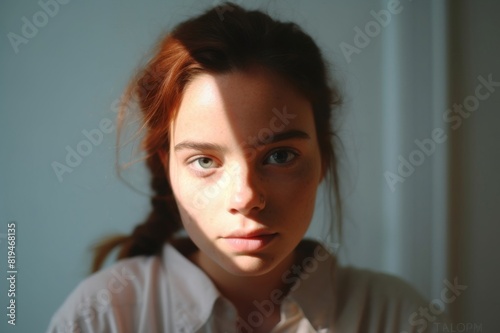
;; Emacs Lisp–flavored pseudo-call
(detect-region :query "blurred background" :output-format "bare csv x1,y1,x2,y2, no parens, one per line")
1,0,499,332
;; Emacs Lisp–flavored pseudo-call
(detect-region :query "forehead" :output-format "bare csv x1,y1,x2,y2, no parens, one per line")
171,68,314,144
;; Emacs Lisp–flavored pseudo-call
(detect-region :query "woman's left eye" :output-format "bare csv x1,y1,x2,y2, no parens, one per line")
265,149,298,165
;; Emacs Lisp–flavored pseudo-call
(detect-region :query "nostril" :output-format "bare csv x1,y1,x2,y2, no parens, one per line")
225,164,266,214
227,190,266,215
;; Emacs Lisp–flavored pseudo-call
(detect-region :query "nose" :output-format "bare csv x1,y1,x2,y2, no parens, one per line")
226,162,266,215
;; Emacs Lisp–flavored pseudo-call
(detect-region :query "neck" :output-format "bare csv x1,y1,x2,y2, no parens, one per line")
191,250,298,330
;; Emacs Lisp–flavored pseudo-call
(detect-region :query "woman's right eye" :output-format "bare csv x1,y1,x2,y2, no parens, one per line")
195,157,216,169
187,156,221,176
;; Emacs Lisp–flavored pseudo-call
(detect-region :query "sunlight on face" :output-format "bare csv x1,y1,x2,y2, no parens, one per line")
167,67,323,277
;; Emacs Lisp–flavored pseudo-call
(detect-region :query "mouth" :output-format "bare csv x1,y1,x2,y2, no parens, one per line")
222,231,278,252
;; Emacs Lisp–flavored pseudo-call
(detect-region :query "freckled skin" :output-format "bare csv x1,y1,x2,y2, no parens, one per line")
167,67,323,279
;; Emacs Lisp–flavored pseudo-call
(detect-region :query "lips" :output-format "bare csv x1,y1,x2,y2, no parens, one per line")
222,230,277,252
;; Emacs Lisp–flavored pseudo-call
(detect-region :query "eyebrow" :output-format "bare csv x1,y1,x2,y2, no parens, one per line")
254,129,311,147
173,129,310,152
174,141,227,153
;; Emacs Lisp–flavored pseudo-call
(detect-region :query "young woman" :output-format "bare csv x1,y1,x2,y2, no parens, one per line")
47,3,434,333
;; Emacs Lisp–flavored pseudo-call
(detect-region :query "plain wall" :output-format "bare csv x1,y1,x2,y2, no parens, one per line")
448,0,500,329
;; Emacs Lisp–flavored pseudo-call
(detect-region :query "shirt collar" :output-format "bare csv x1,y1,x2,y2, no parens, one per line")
162,239,337,331
162,242,221,331
287,240,337,330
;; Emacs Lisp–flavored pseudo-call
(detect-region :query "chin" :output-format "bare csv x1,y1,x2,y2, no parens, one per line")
220,254,281,277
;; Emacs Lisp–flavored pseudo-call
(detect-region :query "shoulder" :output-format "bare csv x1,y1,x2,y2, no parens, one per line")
334,264,437,332
337,264,426,305
46,254,163,333
296,240,437,332
297,240,426,305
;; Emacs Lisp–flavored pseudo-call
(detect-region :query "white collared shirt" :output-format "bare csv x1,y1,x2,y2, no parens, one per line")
46,240,437,332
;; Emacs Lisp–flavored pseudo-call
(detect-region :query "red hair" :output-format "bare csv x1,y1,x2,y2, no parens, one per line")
92,3,342,272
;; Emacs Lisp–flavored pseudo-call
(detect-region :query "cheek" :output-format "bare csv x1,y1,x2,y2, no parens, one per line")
169,163,201,224
269,160,320,218
286,180,317,217
169,170,223,236
174,186,216,243
170,160,206,211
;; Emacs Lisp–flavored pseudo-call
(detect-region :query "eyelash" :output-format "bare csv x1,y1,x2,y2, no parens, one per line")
187,148,299,176
264,148,299,165
187,156,221,177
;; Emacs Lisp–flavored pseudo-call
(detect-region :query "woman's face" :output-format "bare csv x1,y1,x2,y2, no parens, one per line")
167,68,323,277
